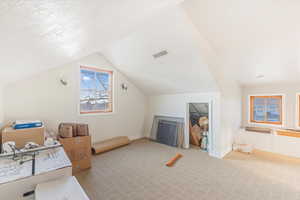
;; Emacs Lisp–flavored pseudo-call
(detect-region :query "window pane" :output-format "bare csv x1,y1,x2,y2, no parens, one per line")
81,69,96,90
80,67,112,113
95,72,111,108
95,72,110,91
266,98,280,122
253,97,266,121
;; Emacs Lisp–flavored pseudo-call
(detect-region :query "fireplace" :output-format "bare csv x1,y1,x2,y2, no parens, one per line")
150,116,184,148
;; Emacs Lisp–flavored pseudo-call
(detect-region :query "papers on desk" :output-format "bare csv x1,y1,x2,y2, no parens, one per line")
35,147,71,175
0,159,31,185
0,147,71,184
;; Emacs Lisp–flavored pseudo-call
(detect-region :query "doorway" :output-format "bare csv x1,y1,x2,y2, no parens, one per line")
188,103,210,151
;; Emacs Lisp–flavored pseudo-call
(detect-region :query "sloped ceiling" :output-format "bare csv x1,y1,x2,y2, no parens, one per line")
0,0,183,85
2,0,299,93
103,6,219,95
182,0,300,86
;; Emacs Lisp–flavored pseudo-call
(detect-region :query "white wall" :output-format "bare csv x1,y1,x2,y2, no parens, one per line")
239,83,300,157
3,53,147,143
0,86,3,125
219,83,242,157
242,83,300,128
145,92,224,157
239,130,300,158
181,1,243,157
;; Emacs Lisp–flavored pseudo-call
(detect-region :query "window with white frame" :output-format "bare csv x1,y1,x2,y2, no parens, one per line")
80,66,113,114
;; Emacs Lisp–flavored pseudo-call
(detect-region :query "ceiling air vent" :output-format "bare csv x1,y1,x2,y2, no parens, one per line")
153,50,168,59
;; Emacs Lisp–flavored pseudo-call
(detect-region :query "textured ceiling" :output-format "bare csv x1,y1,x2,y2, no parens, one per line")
103,6,219,95
0,0,182,85
182,0,300,86
2,0,299,91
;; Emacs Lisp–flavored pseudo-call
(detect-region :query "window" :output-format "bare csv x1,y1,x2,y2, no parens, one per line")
250,95,282,125
80,66,113,114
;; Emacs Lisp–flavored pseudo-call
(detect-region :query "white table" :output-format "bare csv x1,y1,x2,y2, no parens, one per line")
35,176,90,200
0,147,72,200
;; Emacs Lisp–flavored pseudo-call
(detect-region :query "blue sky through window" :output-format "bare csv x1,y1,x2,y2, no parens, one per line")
252,96,281,123
253,98,265,121
80,70,109,91
80,67,112,113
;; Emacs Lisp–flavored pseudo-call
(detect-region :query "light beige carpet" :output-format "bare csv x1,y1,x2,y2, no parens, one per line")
76,139,300,200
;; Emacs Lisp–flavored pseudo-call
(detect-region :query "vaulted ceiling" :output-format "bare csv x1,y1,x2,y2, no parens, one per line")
1,0,300,92
183,0,300,86
103,6,218,95
0,0,183,85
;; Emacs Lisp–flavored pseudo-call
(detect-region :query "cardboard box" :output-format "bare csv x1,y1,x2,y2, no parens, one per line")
59,136,91,174
59,123,89,137
1,126,45,148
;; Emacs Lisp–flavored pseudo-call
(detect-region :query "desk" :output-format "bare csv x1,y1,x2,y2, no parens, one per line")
0,146,72,200
36,176,89,200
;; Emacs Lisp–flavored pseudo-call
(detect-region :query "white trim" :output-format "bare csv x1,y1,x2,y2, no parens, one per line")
184,103,190,149
209,146,232,159
185,101,213,154
247,94,286,128
77,65,116,116
295,93,300,129
208,101,213,154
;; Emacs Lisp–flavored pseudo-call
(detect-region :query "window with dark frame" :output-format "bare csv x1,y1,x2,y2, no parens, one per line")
80,66,113,114
250,95,282,125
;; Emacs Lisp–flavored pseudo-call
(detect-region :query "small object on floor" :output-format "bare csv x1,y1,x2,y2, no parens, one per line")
166,153,183,167
233,143,253,154
92,136,130,154
35,176,89,200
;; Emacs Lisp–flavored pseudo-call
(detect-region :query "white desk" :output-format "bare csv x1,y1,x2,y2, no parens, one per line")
36,176,89,200
0,147,72,200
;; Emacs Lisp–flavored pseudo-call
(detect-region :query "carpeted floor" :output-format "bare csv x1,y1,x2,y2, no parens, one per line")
76,139,300,200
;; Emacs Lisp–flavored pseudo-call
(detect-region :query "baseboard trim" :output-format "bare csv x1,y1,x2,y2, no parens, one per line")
220,147,232,158
209,146,232,159
130,137,149,143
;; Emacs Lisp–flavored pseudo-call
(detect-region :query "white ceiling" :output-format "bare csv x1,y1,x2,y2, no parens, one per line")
103,6,218,95
0,0,182,85
182,0,300,86
2,0,300,91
